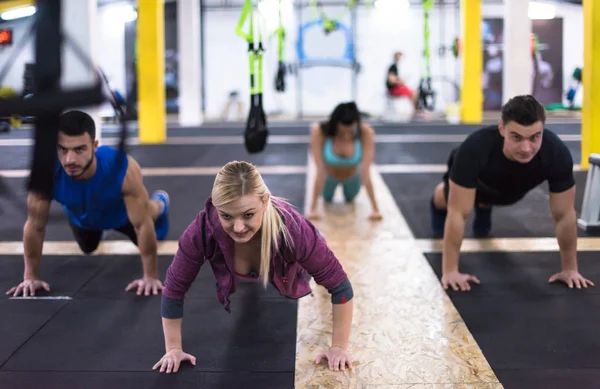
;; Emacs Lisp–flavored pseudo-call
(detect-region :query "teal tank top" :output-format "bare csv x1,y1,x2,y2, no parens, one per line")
53,145,130,230
323,137,362,166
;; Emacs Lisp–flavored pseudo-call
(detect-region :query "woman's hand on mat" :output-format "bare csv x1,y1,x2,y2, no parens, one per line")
306,209,321,221
442,272,480,292
153,348,196,374
315,346,353,371
5,279,51,297
548,270,594,289
368,210,383,221
125,277,164,296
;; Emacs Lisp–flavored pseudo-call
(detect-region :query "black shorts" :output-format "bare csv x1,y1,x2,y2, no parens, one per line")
68,218,138,254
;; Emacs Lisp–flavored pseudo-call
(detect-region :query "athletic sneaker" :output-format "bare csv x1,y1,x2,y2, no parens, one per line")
430,196,447,237
472,205,492,237
151,190,170,241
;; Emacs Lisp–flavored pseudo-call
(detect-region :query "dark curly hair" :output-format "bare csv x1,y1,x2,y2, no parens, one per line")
319,101,361,138
59,110,96,140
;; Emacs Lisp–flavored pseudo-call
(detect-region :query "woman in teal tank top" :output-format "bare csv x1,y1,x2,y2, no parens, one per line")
307,102,382,221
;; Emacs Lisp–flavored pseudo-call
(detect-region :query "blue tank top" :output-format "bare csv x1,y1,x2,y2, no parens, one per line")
53,145,130,230
323,137,362,166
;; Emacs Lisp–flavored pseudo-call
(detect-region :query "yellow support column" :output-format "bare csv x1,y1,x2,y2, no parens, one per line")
0,1,33,13
460,0,483,123
137,0,166,144
581,0,600,169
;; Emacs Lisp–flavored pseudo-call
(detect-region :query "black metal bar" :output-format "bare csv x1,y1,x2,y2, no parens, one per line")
200,0,206,114
27,0,62,200
0,84,105,116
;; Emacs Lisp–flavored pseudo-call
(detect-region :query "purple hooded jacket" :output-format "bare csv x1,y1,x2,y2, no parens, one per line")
162,197,350,313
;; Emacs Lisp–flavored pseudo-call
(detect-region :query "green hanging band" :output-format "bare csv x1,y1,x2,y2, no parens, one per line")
423,0,434,79
236,0,263,97
256,19,264,95
309,0,359,34
275,0,285,62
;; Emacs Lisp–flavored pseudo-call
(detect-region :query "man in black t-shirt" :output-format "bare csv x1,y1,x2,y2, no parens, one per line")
386,51,418,108
429,95,593,292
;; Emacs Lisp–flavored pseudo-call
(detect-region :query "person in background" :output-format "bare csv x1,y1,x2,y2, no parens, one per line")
307,102,381,221
386,51,419,110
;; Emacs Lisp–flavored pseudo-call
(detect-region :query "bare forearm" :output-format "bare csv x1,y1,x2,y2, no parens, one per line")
162,317,183,351
361,172,378,211
311,172,326,210
442,210,466,274
23,220,45,279
555,209,578,271
332,300,353,349
136,218,159,279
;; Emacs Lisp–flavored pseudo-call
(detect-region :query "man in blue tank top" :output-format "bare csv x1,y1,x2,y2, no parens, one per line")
6,111,169,298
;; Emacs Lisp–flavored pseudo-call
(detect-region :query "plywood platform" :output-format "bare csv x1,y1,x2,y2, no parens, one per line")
293,156,502,388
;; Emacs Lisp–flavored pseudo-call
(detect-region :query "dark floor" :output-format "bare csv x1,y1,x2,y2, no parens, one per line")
0,138,582,170
381,170,589,239
425,252,600,388
0,121,582,139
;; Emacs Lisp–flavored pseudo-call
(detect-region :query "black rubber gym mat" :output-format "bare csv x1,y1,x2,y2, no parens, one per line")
0,371,293,389
0,123,581,141
0,173,306,241
0,300,68,367
0,143,309,170
381,172,583,238
425,251,600,297
424,251,600,388
0,255,109,298
495,369,600,389
373,140,580,166
0,255,109,365
2,290,297,374
75,255,290,302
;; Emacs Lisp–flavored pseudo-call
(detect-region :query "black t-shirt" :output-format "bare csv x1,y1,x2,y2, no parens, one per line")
447,125,575,205
386,64,398,90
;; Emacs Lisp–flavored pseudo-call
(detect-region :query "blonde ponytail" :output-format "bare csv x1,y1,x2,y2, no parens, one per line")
259,197,292,288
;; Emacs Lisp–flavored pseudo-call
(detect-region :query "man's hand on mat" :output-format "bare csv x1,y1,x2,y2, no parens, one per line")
315,346,353,371
153,348,196,374
125,277,163,296
442,272,480,292
5,279,51,297
548,270,594,289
